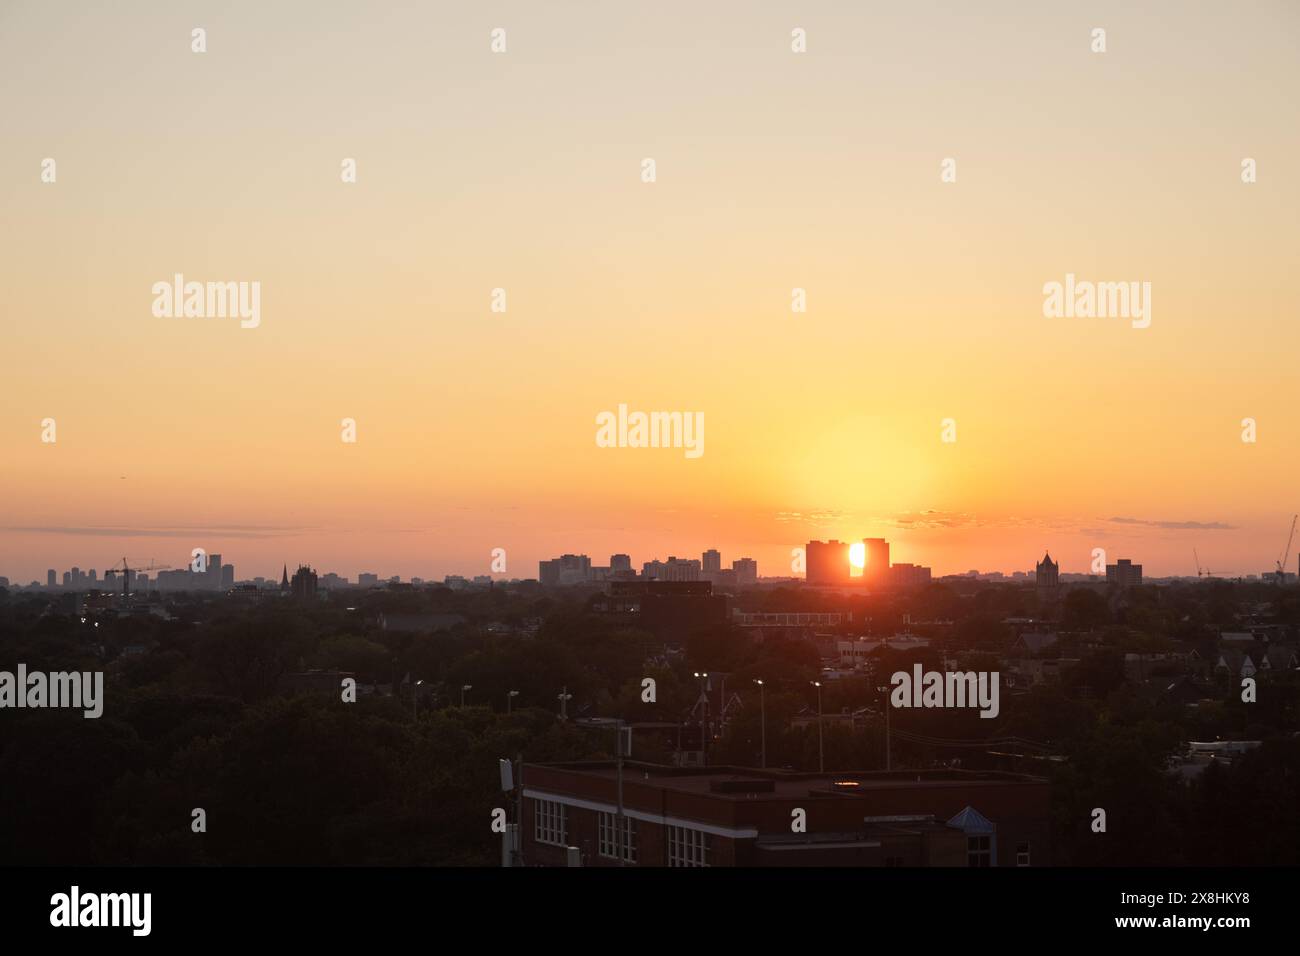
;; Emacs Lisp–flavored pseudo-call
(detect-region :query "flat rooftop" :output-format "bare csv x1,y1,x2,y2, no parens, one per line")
525,762,1046,801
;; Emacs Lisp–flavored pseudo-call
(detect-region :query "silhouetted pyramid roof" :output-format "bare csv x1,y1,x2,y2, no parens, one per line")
948,805,995,833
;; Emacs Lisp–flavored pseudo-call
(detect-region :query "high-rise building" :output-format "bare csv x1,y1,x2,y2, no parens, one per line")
732,558,758,586
642,556,701,582
358,572,379,587
610,554,632,573
1106,559,1142,588
702,549,722,574
47,569,56,588
889,563,932,589
290,564,318,602
807,540,852,586
539,554,593,586
221,564,235,589
863,538,890,586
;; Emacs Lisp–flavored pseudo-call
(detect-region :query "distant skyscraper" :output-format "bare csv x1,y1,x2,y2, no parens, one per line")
539,554,592,586
806,540,851,586
358,572,379,587
642,556,701,582
610,553,632,573
221,564,235,589
732,557,758,586
702,549,722,574
47,569,56,588
290,565,318,601
863,538,890,586
1106,559,1142,588
889,563,932,589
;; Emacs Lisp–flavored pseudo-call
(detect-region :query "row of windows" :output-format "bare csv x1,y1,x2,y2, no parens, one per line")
597,812,638,862
539,800,1030,868
535,799,567,846
966,836,1032,867
668,825,712,867
537,801,708,865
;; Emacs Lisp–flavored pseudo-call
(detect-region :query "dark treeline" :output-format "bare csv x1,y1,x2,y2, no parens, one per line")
0,579,1298,865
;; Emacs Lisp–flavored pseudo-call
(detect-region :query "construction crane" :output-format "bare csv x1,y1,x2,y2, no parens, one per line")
1193,548,1218,578
1276,515,1298,585
105,557,172,605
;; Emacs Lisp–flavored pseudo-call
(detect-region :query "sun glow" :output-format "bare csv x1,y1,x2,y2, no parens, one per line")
849,542,865,569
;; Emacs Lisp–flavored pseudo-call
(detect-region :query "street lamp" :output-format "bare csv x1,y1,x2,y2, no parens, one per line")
461,683,472,708
876,684,892,771
507,689,519,714
753,679,766,769
413,679,423,721
811,680,823,773
693,671,710,734
557,685,573,720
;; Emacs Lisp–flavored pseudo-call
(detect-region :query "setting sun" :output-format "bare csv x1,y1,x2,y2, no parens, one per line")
849,542,866,569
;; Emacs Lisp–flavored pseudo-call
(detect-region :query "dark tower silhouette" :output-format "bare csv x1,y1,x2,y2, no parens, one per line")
290,565,318,602
1036,551,1059,600
280,564,290,592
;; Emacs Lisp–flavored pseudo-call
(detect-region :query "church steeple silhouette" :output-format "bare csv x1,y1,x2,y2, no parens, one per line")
280,564,289,591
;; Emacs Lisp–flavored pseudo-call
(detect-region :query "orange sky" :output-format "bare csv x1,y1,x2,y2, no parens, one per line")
2,1,1298,583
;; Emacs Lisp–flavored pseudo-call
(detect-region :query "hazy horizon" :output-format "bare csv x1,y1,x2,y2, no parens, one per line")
4,1,1298,584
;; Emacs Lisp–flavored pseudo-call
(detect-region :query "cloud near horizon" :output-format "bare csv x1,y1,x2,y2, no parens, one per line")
1107,517,1236,531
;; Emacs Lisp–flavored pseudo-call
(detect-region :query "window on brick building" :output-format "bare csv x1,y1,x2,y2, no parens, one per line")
967,835,991,867
1016,842,1031,867
598,812,638,863
534,799,567,846
668,825,712,867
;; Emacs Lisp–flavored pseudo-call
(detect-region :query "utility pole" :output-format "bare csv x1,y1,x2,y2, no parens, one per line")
753,679,766,769
577,718,628,865
615,721,627,867
507,689,519,714
877,683,891,771
557,685,573,720
515,753,524,866
812,681,823,773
